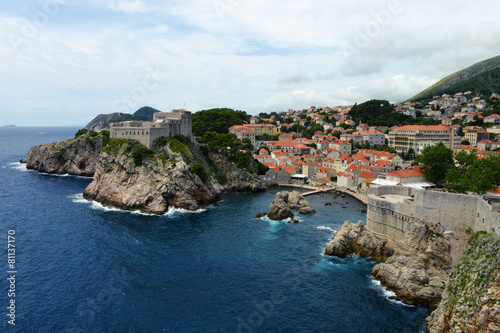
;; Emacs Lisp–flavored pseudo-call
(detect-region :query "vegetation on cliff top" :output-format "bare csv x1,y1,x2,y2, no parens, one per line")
100,135,226,185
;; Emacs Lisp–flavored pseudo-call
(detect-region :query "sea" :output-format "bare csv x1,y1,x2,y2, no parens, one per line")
0,126,430,332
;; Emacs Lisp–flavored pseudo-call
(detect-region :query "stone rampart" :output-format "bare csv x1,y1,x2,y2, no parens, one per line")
367,186,500,266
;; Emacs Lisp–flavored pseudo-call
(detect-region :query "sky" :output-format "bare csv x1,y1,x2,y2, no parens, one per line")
1,0,500,126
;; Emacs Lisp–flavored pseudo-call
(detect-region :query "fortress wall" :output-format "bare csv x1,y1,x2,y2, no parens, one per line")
367,197,417,241
476,199,500,235
110,110,193,148
367,186,500,266
110,125,155,148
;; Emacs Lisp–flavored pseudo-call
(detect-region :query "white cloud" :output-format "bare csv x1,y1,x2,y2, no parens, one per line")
93,0,151,13
1,0,500,125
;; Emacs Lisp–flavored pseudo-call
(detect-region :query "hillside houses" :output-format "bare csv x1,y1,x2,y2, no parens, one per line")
246,92,500,188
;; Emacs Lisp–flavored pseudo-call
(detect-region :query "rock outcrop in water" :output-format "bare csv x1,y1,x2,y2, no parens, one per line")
284,191,316,214
325,220,452,308
267,195,295,221
426,231,500,332
26,133,106,176
259,190,315,222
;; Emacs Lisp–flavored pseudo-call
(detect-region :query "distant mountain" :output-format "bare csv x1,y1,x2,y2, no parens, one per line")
132,106,160,121
85,106,161,131
408,55,500,102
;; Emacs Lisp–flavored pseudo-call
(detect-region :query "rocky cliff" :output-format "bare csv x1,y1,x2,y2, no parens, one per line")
209,153,266,193
325,220,452,308
426,231,500,332
82,136,267,214
83,137,223,214
25,132,106,176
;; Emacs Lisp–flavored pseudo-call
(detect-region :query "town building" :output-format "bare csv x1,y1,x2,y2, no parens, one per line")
351,130,386,147
371,166,434,189
329,140,352,155
388,125,460,153
464,128,490,147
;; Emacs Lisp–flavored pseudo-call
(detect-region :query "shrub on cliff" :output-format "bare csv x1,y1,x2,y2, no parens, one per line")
132,147,155,166
190,163,208,182
75,128,88,138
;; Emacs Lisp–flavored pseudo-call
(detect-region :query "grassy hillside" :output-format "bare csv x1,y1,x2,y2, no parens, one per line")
408,55,500,102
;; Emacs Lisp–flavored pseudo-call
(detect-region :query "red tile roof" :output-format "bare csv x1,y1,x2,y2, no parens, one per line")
393,125,450,131
386,167,423,178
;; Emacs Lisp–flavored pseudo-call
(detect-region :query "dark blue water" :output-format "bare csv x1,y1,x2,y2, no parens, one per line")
0,127,430,332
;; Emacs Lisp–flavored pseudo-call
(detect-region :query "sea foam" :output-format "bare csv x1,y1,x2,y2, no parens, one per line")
9,162,29,172
315,226,337,233
69,193,208,216
370,277,414,307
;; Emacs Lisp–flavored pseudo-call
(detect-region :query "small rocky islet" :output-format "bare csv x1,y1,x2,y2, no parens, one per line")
255,190,316,222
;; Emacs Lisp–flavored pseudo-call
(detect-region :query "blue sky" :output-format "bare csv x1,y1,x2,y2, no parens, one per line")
2,0,500,126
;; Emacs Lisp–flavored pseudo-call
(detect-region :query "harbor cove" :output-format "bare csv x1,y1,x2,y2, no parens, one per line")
0,127,431,332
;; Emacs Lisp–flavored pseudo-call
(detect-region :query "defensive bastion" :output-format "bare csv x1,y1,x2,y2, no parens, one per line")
367,186,500,265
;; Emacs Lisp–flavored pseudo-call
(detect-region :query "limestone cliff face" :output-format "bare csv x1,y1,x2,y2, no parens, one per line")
325,220,452,307
209,153,266,192
26,134,105,176
324,221,394,262
83,138,222,214
426,232,500,332
26,131,266,213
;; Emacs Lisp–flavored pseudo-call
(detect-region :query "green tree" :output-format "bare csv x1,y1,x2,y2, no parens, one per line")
241,138,254,152
192,108,250,136
446,152,500,194
406,148,416,160
417,143,454,183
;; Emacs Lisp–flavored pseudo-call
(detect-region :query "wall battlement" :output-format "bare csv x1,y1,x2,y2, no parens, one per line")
110,109,192,148
367,186,500,265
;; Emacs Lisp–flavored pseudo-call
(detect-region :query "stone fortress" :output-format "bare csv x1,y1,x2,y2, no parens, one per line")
109,109,192,148
366,185,500,265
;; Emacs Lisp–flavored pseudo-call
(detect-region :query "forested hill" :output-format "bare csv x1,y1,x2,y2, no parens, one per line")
348,99,414,127
408,55,500,102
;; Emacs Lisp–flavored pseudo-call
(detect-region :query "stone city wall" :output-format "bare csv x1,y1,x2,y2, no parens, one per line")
367,186,500,266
